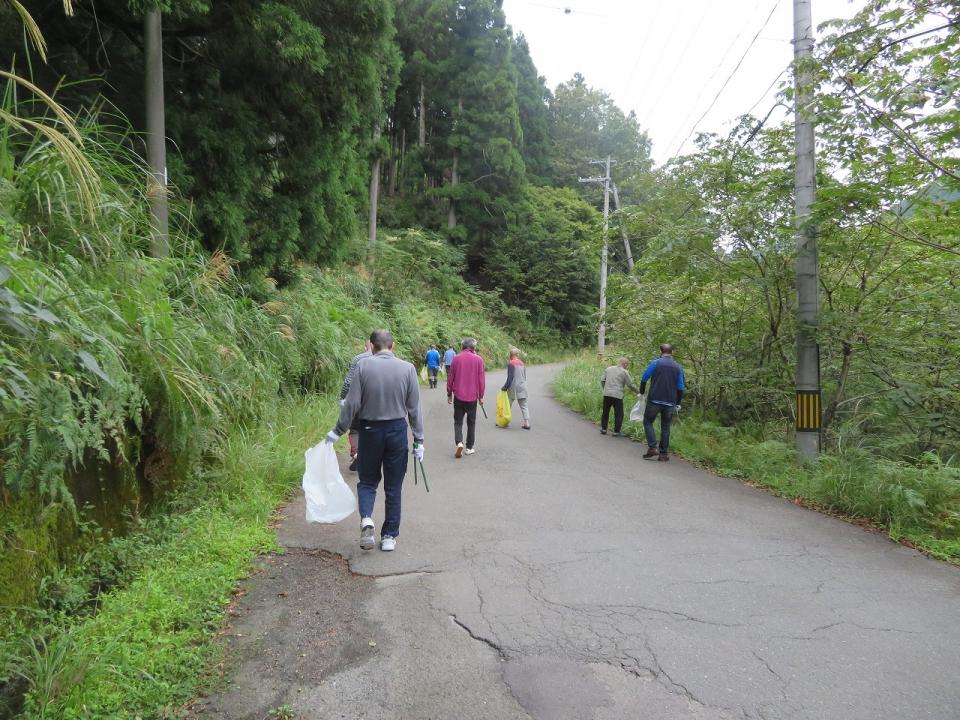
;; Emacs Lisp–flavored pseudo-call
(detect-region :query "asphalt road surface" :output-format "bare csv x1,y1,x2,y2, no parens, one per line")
195,364,960,720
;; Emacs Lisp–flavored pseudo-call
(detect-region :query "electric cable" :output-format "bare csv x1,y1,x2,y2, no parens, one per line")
668,0,784,159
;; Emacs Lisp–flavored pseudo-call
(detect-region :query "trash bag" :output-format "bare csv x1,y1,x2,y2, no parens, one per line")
420,366,428,382
303,442,357,523
496,390,512,428
629,396,646,422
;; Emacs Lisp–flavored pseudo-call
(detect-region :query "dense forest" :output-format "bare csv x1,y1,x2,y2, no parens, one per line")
0,0,958,716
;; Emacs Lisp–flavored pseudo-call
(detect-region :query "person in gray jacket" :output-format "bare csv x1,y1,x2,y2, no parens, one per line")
600,357,639,436
501,348,531,430
326,329,424,552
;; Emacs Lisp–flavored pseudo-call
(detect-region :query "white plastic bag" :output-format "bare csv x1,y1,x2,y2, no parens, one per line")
303,442,357,523
629,396,646,422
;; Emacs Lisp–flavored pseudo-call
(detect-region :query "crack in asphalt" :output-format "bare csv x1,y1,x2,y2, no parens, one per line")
450,614,507,660
811,619,917,635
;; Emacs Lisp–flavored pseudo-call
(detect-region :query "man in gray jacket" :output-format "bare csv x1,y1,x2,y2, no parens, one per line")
600,357,639,436
326,330,424,552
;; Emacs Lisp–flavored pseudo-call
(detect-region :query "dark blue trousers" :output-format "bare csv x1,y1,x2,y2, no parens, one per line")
356,418,409,538
643,402,674,452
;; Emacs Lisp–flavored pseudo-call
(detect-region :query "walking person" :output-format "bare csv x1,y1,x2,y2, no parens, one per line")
425,344,441,389
340,339,373,471
443,344,456,376
501,348,531,430
600,357,639,436
326,329,424,552
447,337,485,457
639,343,685,462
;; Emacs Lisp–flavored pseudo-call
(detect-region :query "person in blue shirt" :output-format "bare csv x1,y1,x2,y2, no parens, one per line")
443,345,456,376
639,343,686,462
425,344,442,388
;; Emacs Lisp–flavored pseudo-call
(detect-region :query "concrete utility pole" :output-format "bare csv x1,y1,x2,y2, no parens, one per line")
792,0,821,458
579,156,614,353
144,6,169,257
611,183,635,272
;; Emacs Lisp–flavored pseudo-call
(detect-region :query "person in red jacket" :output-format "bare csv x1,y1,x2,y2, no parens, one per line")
446,337,486,457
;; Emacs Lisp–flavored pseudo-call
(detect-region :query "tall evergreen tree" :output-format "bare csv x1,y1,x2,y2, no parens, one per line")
0,0,400,279
548,74,652,203
512,34,552,185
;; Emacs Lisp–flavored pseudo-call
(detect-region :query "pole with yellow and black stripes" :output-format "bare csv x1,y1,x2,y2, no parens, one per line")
793,0,822,459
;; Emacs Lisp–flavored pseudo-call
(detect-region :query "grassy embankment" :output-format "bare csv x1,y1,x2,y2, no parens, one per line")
553,358,960,563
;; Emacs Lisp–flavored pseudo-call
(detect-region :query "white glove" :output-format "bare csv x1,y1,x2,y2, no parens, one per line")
324,430,340,444
339,398,346,407
674,405,681,413
413,442,425,461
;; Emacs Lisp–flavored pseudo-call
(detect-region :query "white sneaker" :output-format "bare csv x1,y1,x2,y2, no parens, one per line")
381,535,396,552
455,442,464,458
360,517,376,550
464,447,476,456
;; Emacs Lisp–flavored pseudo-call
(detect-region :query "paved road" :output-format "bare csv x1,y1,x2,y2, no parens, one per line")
200,364,960,720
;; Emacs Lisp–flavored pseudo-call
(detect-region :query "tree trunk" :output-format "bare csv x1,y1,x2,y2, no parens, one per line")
144,6,168,257
823,342,853,430
388,130,398,196
448,97,461,231
418,81,426,147
368,128,381,252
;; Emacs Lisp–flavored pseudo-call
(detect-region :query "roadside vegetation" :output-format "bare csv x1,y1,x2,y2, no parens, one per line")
555,358,960,563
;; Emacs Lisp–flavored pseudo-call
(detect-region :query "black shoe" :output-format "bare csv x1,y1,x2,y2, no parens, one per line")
600,429,607,435
658,453,670,462
349,456,358,472
613,431,623,437
643,448,657,459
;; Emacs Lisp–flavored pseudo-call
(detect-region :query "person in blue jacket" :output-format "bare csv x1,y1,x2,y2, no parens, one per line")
425,344,441,388
639,343,686,462
443,345,456,376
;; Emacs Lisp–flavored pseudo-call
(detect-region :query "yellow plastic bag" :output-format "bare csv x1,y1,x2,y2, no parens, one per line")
496,390,512,428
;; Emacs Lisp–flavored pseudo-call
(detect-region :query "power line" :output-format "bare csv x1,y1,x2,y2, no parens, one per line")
644,3,720,115
669,0,784,159
623,2,669,92
657,0,769,154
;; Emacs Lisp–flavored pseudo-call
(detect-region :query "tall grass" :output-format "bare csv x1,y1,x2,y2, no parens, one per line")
553,358,960,562
2,395,338,718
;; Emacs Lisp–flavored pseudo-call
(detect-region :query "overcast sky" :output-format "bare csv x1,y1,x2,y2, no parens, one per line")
500,0,861,165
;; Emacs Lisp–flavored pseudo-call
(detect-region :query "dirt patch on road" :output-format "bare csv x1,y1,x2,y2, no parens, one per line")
187,549,380,719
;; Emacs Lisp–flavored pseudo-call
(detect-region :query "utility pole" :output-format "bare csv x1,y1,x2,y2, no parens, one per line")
144,6,169,257
793,0,821,459
579,156,614,353
611,183,635,272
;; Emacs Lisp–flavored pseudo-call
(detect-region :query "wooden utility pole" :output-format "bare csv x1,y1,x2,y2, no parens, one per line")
144,6,168,257
579,157,615,353
793,0,821,458
611,183,635,272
